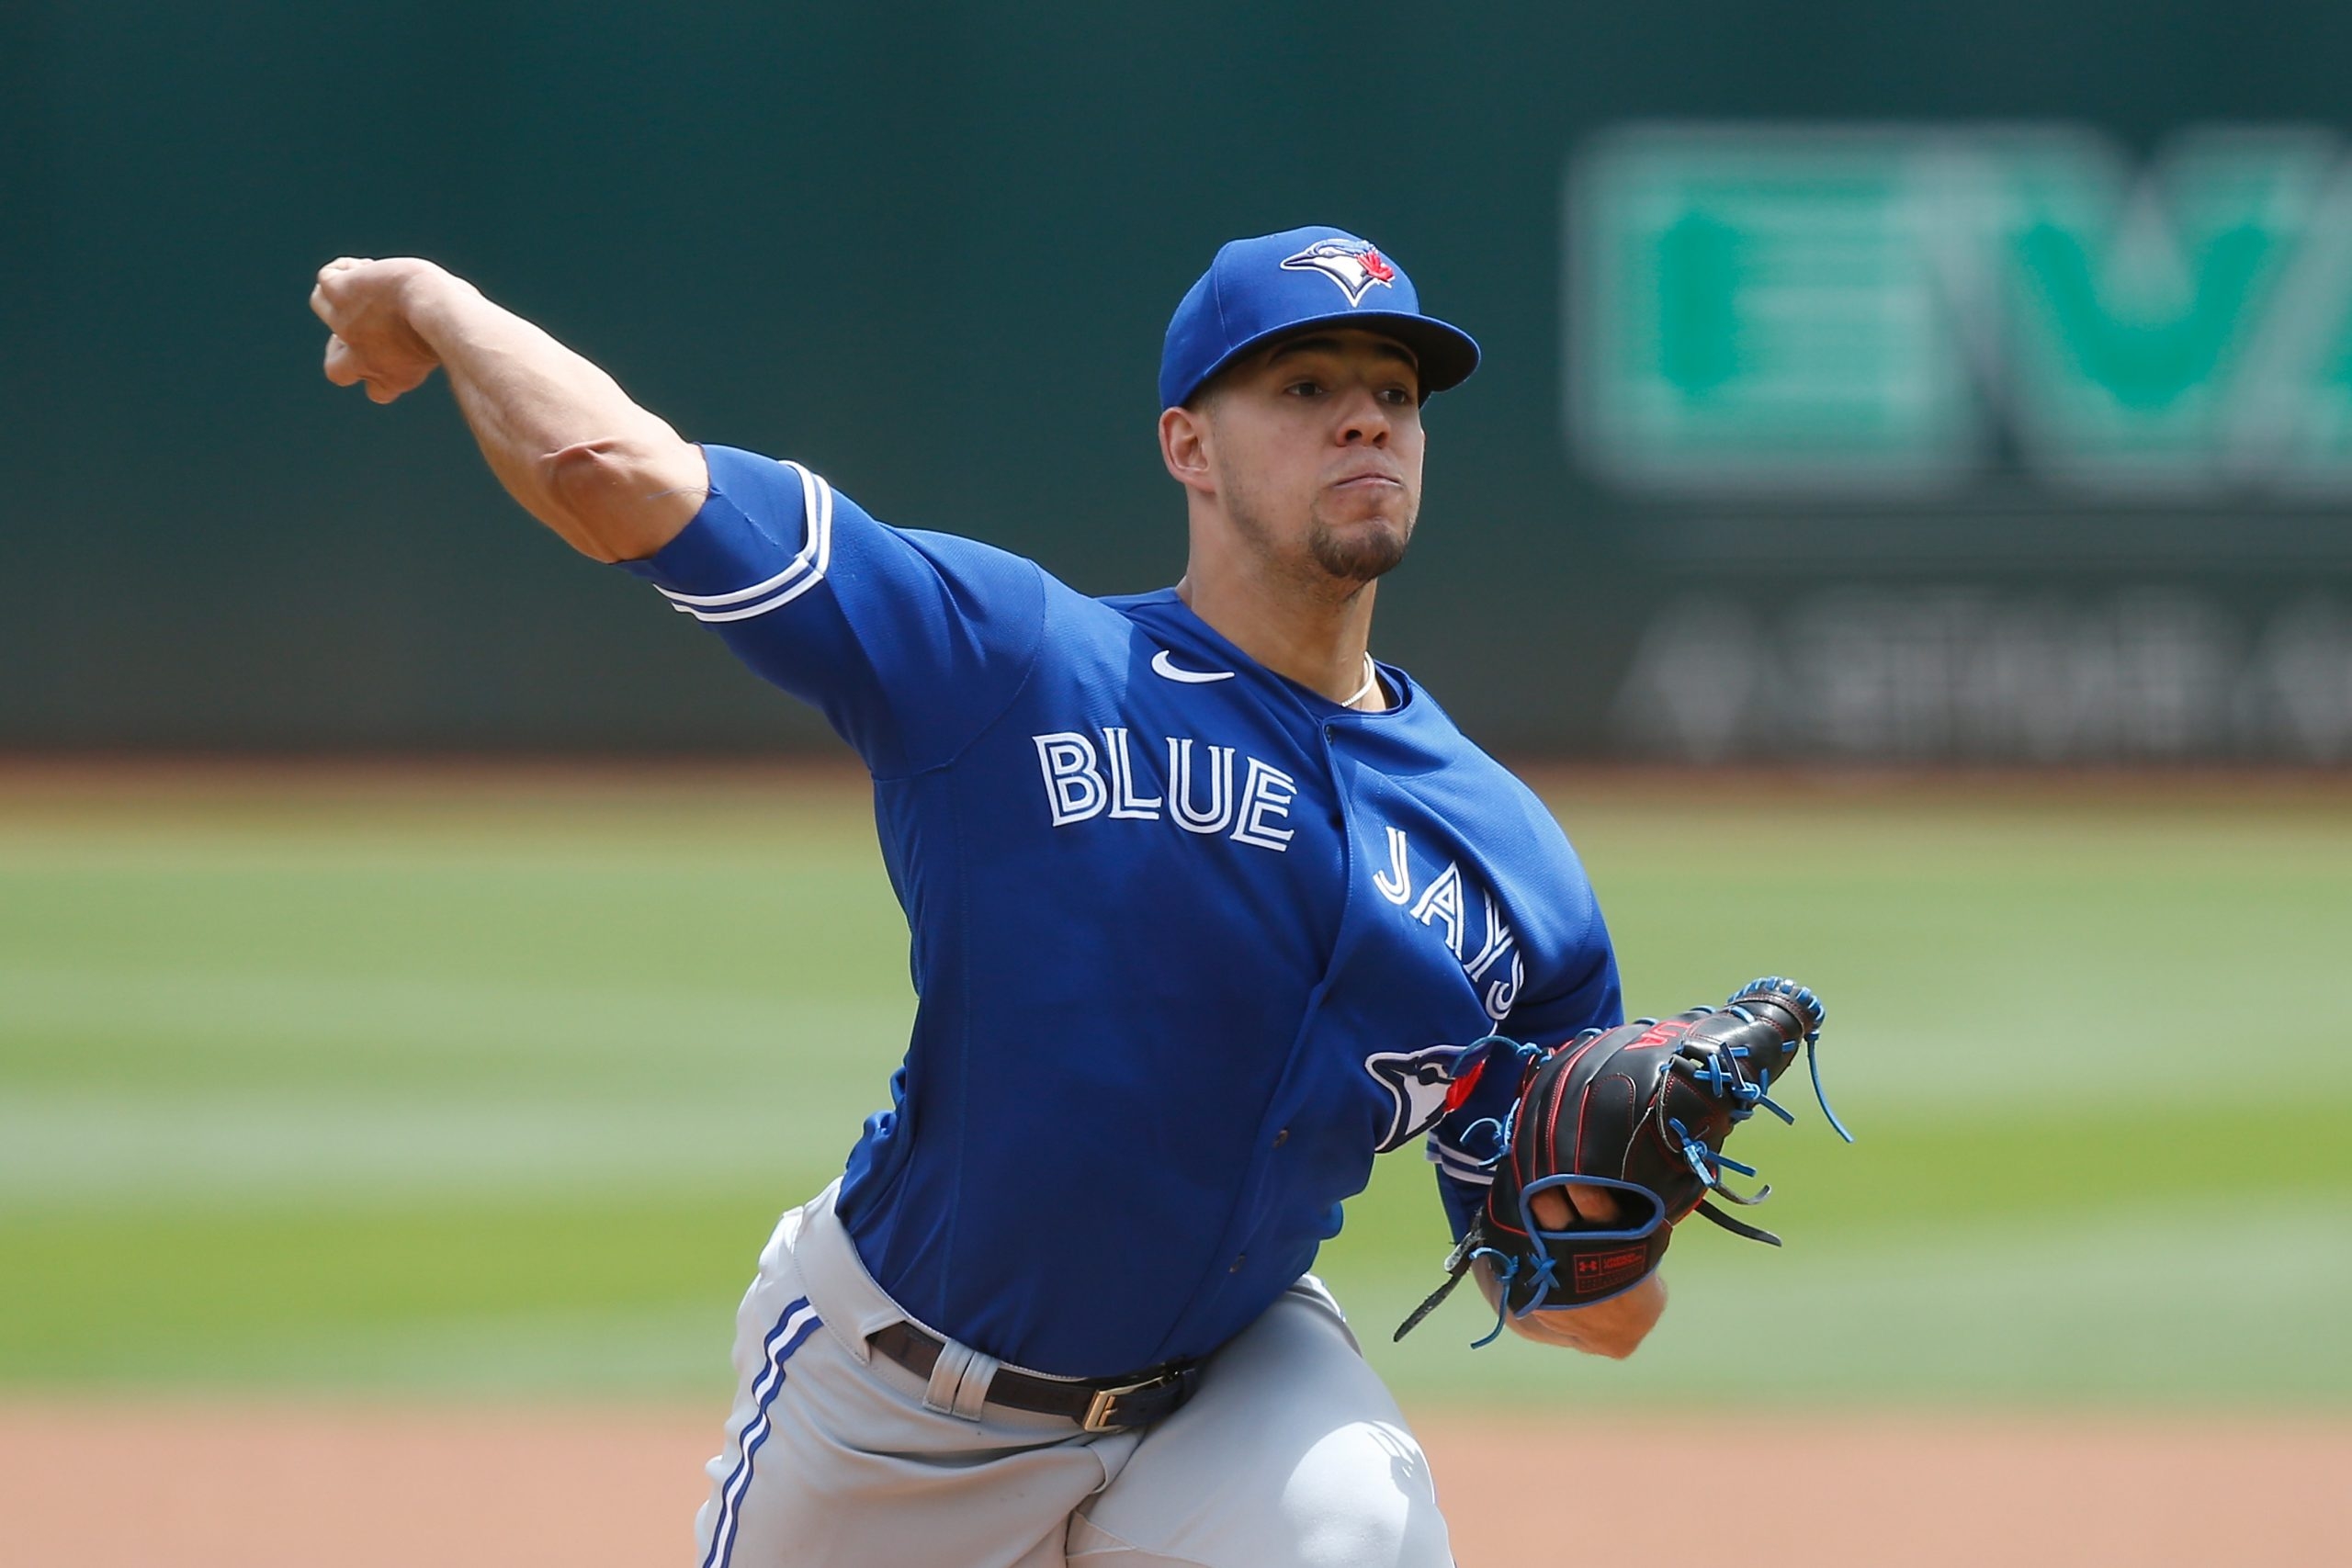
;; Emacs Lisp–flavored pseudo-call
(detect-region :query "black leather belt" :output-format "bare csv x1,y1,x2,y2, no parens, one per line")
867,1320,1200,1433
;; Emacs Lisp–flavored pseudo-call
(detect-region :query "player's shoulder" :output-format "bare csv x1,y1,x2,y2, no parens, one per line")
1373,672,1510,776
726,445,1067,598
867,510,1180,677
1387,677,1577,845
1085,584,1195,644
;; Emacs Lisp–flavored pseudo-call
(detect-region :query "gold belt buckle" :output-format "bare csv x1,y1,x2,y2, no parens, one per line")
1080,1375,1162,1433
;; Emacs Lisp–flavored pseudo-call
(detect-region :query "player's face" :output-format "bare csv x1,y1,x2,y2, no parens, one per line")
1202,330,1425,589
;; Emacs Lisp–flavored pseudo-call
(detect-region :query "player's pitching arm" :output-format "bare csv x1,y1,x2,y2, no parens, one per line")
1473,1187,1667,1359
309,256,704,563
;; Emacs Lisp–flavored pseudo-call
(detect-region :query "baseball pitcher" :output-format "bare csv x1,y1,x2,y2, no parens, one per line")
311,226,1842,1568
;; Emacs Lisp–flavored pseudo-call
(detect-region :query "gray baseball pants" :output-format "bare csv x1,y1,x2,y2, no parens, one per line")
692,1179,1455,1568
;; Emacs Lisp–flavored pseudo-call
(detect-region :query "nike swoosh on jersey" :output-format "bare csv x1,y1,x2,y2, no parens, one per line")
1150,650,1236,683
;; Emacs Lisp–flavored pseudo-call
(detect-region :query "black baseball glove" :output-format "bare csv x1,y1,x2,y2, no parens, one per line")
1396,976,1848,1346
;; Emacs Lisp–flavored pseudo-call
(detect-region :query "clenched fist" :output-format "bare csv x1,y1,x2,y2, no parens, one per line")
311,256,460,404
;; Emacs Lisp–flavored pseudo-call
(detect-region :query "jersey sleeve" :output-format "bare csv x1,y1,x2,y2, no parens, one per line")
1497,923,1623,1049
616,445,1048,777
1423,916,1623,1243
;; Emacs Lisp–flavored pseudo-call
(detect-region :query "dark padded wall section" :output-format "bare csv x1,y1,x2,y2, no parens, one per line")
7,2,2350,756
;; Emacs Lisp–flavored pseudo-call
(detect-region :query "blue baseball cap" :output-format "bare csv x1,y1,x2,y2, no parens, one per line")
1159,225,1481,409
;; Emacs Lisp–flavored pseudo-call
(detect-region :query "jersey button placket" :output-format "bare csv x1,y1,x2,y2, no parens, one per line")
1323,724,1344,828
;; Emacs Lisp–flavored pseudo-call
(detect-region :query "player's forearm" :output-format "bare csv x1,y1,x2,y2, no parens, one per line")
1475,1262,1666,1359
402,269,706,562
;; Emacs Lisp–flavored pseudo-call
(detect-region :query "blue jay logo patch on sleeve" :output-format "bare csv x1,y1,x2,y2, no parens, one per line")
1364,1041,1482,1154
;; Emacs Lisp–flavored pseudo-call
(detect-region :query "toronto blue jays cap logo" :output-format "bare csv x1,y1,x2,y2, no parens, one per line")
1159,225,1481,408
1279,238,1399,307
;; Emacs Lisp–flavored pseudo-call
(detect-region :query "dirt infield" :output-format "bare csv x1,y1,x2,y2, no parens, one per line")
2,1400,2342,1566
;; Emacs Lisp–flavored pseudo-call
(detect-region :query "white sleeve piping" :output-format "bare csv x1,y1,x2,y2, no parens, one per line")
655,461,836,621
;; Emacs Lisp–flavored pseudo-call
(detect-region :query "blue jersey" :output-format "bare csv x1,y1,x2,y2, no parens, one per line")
622,446,1621,1378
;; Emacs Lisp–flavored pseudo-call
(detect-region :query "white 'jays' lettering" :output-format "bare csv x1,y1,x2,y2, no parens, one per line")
1408,862,1466,958
1465,898,1515,984
1374,827,1412,905
1486,951,1524,1020
1033,729,1299,852
1376,827,1521,1021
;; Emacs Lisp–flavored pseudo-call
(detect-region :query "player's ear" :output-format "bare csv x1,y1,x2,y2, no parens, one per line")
1159,404,1216,496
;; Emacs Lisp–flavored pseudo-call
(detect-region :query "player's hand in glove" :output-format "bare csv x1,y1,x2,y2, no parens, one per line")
1396,976,1849,1346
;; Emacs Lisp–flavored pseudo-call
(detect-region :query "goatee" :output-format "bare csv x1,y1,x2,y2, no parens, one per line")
1307,514,1411,583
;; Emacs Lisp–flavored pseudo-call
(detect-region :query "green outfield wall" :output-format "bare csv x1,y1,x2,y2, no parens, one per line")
8,0,2352,757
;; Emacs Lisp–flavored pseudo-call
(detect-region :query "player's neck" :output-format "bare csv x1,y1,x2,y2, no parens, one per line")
1174,559,1386,711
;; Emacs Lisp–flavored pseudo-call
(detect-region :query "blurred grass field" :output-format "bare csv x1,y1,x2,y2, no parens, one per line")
4,765,2347,1410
